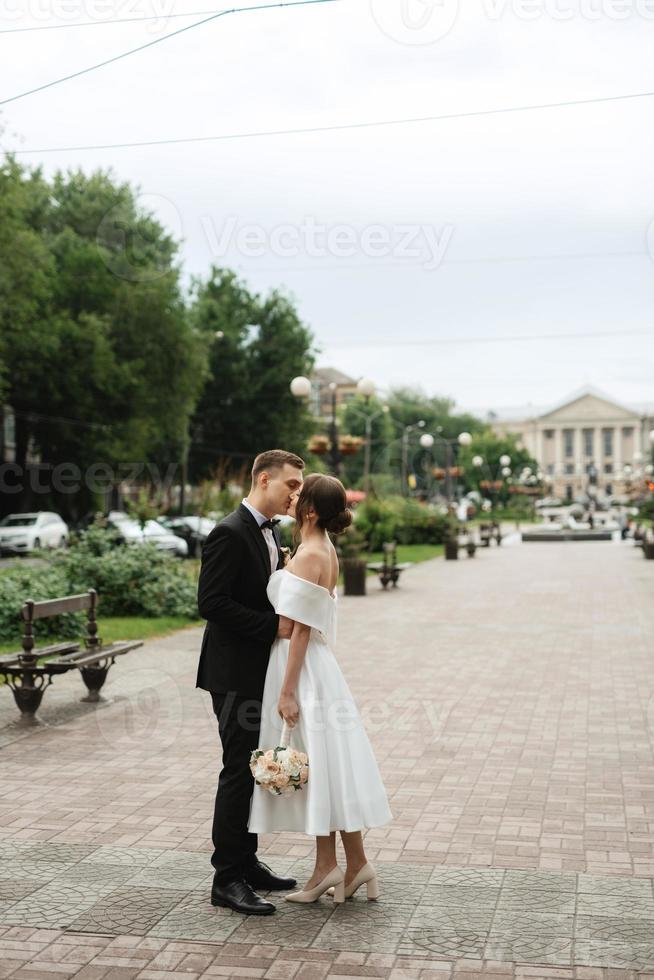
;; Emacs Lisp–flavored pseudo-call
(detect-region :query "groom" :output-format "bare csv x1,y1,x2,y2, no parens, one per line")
197,449,305,915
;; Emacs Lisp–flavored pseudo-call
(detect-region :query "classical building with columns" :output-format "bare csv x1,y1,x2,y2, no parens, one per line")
489,387,654,500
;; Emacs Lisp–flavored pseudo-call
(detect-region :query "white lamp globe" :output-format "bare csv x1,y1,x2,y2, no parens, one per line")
501,466,511,477
458,431,472,446
634,451,644,463
472,455,483,467
420,433,434,449
499,454,511,467
646,463,654,474
290,376,312,398
357,377,375,398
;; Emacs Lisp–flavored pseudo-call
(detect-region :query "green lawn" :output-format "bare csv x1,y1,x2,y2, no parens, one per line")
363,542,444,565
0,614,203,657
0,544,442,659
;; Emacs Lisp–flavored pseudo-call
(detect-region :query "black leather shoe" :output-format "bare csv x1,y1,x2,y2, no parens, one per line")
243,859,297,891
211,878,275,915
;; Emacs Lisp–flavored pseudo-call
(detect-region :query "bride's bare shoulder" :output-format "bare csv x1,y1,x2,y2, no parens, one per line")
287,547,323,585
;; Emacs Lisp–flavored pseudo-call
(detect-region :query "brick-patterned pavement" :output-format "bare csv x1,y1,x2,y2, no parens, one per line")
1,535,654,978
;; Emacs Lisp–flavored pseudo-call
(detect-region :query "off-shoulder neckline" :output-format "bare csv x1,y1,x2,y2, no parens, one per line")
274,568,336,600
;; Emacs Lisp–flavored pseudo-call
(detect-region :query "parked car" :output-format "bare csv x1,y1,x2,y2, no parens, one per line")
0,512,69,555
158,516,216,557
106,512,188,557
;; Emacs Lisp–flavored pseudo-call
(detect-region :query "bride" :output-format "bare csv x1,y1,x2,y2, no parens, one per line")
248,473,393,903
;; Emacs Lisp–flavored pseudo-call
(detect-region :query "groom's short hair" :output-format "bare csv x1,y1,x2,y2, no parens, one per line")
251,449,305,483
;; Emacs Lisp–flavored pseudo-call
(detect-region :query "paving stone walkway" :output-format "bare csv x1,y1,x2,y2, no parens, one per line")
1,536,654,979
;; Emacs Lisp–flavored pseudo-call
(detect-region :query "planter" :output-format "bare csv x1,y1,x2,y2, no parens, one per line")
342,557,367,595
444,539,459,561
466,541,476,558
308,436,330,455
643,542,654,560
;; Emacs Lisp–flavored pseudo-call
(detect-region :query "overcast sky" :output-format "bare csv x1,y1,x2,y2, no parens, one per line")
3,0,654,416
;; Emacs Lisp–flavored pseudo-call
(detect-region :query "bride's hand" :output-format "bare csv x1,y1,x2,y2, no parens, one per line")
278,692,299,728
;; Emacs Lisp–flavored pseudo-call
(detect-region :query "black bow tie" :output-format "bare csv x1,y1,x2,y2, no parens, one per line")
260,519,281,531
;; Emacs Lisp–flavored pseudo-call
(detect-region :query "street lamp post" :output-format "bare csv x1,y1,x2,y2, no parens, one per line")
346,378,389,493
360,405,389,492
401,420,426,496
326,382,342,477
291,375,378,479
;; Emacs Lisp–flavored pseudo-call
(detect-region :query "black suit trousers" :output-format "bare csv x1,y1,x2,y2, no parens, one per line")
210,690,263,885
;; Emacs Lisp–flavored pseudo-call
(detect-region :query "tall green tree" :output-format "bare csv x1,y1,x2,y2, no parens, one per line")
0,157,204,518
188,268,316,482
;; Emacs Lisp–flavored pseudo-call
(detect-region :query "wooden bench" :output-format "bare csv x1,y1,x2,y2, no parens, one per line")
0,589,143,725
479,523,492,547
480,522,502,546
367,541,412,589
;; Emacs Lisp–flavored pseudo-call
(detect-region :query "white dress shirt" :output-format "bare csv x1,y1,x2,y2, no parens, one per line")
242,497,279,575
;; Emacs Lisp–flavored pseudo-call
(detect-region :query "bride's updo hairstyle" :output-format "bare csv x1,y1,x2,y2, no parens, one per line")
295,473,353,536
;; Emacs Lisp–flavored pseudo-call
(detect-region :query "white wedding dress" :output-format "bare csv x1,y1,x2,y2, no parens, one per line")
248,568,393,837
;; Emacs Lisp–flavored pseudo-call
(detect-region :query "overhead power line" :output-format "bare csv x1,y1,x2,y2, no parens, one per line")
234,247,650,275
0,6,264,32
0,0,338,107
9,88,654,154
326,327,654,349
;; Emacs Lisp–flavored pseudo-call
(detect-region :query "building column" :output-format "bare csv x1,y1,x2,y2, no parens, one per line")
614,425,622,474
554,427,563,480
594,427,602,485
574,427,583,488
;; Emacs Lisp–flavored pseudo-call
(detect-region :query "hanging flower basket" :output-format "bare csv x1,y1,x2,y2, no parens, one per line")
308,435,330,455
339,435,364,456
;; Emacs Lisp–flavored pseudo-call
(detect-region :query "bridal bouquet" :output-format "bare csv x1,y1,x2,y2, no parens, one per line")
250,724,309,796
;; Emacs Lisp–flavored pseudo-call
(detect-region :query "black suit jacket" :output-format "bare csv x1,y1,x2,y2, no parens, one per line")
196,504,283,699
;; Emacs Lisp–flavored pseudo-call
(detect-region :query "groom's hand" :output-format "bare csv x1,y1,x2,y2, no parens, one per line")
277,615,294,639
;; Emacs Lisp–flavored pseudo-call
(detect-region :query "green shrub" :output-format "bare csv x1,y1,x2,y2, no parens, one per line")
638,496,654,524
354,496,448,551
0,526,198,643
52,529,197,618
0,565,85,646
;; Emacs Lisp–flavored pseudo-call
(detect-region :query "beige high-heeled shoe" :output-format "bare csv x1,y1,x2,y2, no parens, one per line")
285,866,345,904
327,862,380,900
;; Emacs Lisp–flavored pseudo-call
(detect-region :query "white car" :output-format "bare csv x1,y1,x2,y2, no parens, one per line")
107,513,188,557
0,512,69,555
